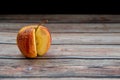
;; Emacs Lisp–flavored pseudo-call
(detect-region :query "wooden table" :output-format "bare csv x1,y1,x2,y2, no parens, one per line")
0,15,120,80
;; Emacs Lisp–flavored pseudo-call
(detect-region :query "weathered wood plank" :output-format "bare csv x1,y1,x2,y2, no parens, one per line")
52,33,120,45
1,32,120,45
0,59,119,78
0,15,120,23
1,23,120,33
1,78,120,80
1,44,120,58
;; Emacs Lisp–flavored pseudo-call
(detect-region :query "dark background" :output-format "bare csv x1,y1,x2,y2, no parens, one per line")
0,1,119,14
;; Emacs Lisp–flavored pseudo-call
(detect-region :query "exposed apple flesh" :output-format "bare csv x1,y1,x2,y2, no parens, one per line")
35,26,51,56
17,25,51,58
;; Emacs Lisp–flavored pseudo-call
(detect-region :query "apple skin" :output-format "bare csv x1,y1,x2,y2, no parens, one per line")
17,25,51,58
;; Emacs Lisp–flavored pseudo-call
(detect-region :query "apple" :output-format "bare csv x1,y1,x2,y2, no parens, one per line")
17,22,51,58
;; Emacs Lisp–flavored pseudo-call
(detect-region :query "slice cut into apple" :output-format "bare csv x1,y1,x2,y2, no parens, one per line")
17,25,51,58
35,26,51,56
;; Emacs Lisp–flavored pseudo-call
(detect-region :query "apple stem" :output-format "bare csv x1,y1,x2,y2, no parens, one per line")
36,20,48,31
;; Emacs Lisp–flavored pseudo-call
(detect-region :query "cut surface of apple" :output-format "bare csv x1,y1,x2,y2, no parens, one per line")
35,26,51,56
17,25,51,58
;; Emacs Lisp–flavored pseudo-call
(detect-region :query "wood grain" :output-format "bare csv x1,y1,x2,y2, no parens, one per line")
1,23,120,33
1,44,120,58
1,78,120,80
0,15,120,23
0,15,120,80
1,32,120,45
0,59,119,78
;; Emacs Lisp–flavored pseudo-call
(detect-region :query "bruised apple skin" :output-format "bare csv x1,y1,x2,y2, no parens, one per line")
17,25,51,58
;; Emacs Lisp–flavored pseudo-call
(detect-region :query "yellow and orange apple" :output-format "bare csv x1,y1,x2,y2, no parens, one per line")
17,24,51,58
